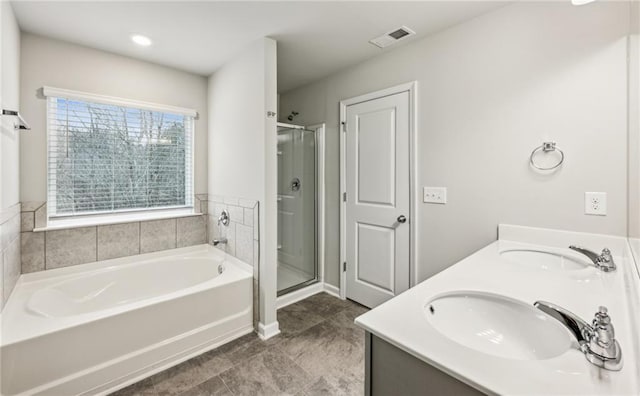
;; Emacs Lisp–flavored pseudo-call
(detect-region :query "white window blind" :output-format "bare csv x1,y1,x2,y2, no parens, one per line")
46,93,194,218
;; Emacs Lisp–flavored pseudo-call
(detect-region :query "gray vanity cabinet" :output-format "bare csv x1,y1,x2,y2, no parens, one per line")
365,332,485,396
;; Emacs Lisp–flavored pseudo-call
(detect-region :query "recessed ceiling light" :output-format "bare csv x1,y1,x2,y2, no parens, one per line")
131,34,152,47
571,0,596,5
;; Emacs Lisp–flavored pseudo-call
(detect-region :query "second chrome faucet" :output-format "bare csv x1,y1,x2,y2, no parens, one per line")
569,245,616,272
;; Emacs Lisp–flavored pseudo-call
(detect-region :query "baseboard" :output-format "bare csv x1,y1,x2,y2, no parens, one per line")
323,283,341,298
276,283,324,309
257,321,280,340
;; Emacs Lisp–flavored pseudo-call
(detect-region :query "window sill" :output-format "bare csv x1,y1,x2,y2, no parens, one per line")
33,209,203,232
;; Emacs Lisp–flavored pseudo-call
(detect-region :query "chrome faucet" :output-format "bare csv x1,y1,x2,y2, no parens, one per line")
569,246,616,272
534,302,623,371
212,209,230,246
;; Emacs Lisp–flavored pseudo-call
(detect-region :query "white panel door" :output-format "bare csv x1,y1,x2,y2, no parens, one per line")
345,91,410,308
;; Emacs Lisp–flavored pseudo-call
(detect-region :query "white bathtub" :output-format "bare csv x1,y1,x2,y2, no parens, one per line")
0,244,253,395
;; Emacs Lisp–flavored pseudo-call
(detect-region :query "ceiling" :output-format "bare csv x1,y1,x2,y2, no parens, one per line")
11,1,509,92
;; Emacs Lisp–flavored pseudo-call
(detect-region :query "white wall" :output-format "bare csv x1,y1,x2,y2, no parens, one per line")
1,1,21,210
279,1,630,286
19,34,209,203
208,38,278,330
629,0,639,241
629,1,640,271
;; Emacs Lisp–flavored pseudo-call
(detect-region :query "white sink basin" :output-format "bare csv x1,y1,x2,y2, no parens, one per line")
424,292,572,360
500,249,588,271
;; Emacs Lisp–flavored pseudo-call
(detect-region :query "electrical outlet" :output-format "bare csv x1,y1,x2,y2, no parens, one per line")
424,187,447,204
585,192,607,216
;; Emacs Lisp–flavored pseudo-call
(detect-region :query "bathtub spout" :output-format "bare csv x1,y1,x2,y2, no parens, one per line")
212,238,228,246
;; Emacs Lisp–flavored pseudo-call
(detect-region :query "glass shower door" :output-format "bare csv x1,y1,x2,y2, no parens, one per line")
277,126,317,295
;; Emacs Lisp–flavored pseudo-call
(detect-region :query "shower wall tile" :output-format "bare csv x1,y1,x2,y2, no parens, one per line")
221,221,236,256
21,212,34,232
207,214,217,243
228,205,244,225
46,227,97,269
238,198,258,208
213,202,227,217
0,253,4,311
98,223,140,261
243,208,254,227
224,196,239,206
253,209,259,241
3,236,21,303
208,196,260,331
200,201,208,215
21,201,45,212
253,240,259,276
140,219,176,254
1,204,22,310
34,204,47,229
194,194,209,215
236,224,253,265
1,211,20,250
177,216,206,248
21,231,45,273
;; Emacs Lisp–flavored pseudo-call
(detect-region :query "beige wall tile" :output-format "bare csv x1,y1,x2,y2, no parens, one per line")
46,227,97,269
21,201,45,212
253,240,259,275
3,236,21,302
140,219,176,254
227,205,244,225
238,198,258,208
21,212,34,232
97,222,139,261
21,231,45,273
235,223,253,265
177,216,206,248
220,222,236,256
253,206,259,241
34,205,47,229
243,208,254,227
0,252,4,310
1,214,20,251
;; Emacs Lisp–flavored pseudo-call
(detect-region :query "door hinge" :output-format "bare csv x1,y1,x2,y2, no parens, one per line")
343,262,347,272
341,121,347,132
343,192,347,202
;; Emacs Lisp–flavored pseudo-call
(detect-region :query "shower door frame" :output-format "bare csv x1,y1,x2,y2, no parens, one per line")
276,122,324,297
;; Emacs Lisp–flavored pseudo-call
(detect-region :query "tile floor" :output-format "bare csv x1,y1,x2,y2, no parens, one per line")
112,292,369,396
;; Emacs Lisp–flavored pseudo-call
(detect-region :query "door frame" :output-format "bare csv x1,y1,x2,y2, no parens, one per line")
339,82,418,300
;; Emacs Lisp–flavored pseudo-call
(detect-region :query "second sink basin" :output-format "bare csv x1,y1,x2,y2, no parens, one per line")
424,291,572,360
500,249,589,271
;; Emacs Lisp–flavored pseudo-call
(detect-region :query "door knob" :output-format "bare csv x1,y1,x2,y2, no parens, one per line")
397,215,407,223
291,178,301,191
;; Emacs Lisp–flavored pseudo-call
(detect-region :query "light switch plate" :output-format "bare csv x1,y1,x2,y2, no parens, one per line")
585,192,606,216
424,187,447,204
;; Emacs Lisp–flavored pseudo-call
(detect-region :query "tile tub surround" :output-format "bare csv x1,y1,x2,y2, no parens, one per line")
19,202,208,272
112,293,369,396
0,202,22,310
207,196,260,330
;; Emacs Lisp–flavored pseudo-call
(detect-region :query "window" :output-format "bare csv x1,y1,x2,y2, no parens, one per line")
45,88,195,222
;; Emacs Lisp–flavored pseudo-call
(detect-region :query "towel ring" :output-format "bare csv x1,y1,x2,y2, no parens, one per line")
530,142,564,171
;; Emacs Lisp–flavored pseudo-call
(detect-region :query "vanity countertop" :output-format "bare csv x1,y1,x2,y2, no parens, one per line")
355,224,640,395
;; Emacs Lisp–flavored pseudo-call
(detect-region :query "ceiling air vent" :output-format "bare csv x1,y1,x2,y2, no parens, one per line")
369,26,416,49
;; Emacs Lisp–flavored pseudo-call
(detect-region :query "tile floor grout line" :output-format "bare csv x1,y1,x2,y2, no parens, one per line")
218,373,235,395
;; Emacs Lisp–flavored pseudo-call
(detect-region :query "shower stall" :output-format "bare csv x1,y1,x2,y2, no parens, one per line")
277,123,318,295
